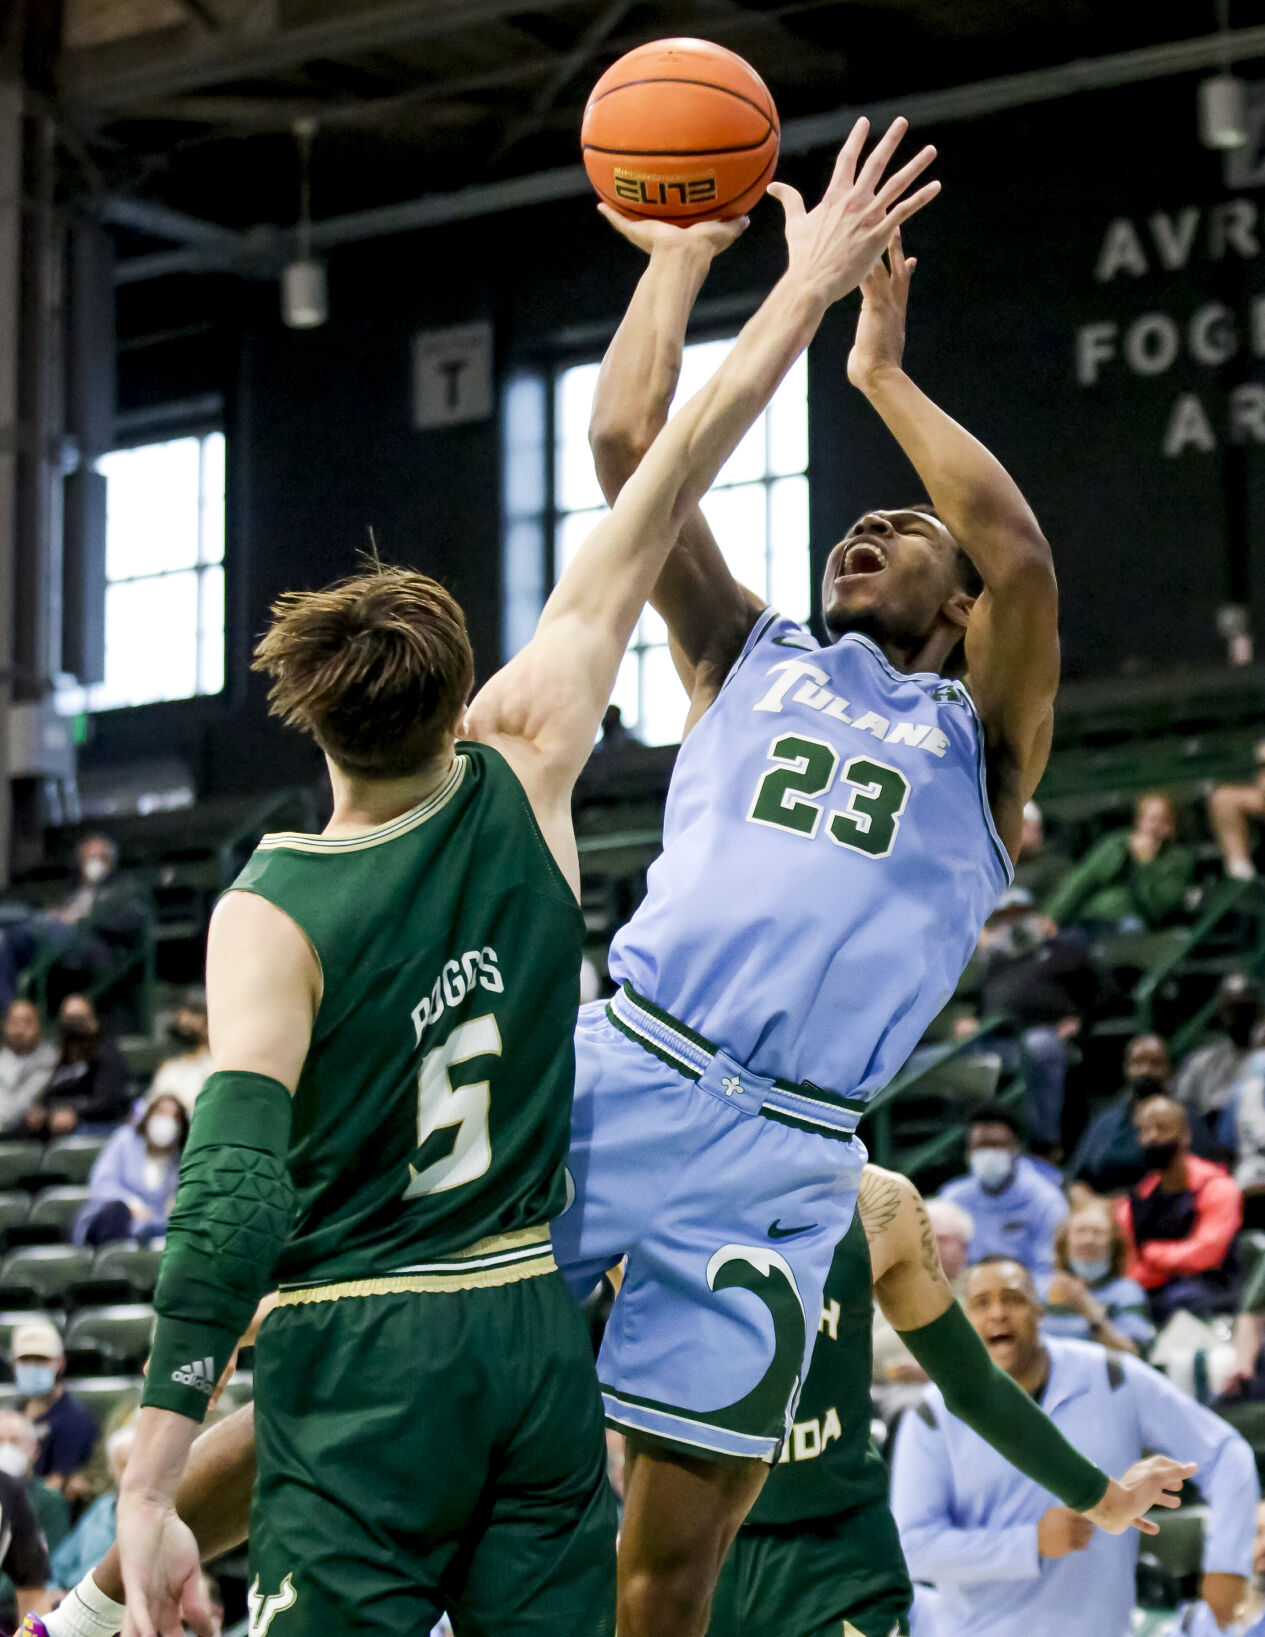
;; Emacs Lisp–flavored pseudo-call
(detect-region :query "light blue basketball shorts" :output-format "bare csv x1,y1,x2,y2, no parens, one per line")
551,987,866,1463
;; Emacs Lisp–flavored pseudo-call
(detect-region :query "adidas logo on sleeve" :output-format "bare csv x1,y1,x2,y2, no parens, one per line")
171,1357,216,1395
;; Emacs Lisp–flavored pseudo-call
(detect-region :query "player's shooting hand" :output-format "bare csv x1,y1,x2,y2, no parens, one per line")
1083,1455,1197,1536
768,117,937,310
597,204,749,260
117,1494,212,1637
847,227,915,392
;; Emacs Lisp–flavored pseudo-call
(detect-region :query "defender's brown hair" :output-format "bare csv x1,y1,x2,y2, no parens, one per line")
253,566,474,779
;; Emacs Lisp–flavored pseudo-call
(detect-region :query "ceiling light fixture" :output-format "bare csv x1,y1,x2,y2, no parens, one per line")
1199,0,1249,148
282,117,327,328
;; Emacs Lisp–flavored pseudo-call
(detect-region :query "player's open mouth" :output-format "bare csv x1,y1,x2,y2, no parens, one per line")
837,540,888,580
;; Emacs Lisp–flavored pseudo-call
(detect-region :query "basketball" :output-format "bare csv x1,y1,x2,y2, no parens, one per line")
582,38,780,224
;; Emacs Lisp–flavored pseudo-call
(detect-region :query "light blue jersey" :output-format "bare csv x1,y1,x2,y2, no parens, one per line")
609,609,1012,1099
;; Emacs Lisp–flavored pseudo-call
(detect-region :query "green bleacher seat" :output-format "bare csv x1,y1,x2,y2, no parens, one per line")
1138,1504,1206,1582
93,1243,162,1298
2,1246,93,1302
0,1194,29,1236
25,1187,92,1236
1239,1230,1265,1287
65,1303,153,1368
0,1144,42,1192
60,1375,142,1431
40,1136,107,1185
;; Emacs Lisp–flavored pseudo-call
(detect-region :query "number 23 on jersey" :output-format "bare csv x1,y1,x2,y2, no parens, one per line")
748,733,910,859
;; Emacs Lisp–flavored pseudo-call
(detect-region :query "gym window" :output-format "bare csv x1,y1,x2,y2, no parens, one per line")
504,340,810,747
73,431,226,712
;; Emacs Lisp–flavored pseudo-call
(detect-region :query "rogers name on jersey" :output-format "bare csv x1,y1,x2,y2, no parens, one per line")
411,947,504,1044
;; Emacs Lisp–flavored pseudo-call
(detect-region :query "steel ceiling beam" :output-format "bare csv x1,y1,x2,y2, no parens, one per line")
114,22,1265,283
63,0,591,111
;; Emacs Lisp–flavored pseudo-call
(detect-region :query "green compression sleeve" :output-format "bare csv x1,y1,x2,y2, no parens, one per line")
899,1300,1110,1512
143,1070,294,1422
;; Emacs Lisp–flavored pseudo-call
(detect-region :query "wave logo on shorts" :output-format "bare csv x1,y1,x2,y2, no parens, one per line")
248,1574,297,1637
705,1245,807,1437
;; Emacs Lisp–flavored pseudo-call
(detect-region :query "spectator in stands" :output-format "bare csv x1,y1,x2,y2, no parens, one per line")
874,1199,976,1389
10,1320,97,1496
1176,974,1264,1155
0,1429,51,1627
1216,1021,1265,1213
0,1410,69,1559
1208,737,1265,881
973,888,1108,1155
72,1092,187,1248
594,704,641,752
1068,1033,1171,1198
1043,1198,1155,1355
1165,1500,1265,1635
0,836,144,1015
145,991,210,1117
1224,1251,1265,1399
892,1255,1257,1637
1045,792,1195,933
0,1001,56,1137
47,1420,135,1595
1014,800,1073,907
24,995,130,1138
1118,1096,1243,1322
939,1104,1068,1283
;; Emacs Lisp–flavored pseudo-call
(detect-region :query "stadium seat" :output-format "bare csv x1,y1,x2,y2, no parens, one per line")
0,1143,41,1192
2,1245,93,1302
93,1243,162,1298
0,1193,28,1236
40,1136,107,1185
60,1375,142,1432
65,1304,154,1369
25,1186,92,1236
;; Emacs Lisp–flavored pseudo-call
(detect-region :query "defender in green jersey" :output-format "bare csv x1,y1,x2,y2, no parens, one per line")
111,159,916,1637
708,1167,1196,1637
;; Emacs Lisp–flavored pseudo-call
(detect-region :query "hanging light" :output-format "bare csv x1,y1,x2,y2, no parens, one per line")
282,118,327,328
1199,0,1249,149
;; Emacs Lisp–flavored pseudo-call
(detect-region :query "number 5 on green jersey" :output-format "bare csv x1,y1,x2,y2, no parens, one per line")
405,1012,501,1198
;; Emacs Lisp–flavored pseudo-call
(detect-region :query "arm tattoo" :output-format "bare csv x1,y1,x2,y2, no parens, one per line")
913,1196,951,1287
858,1170,903,1239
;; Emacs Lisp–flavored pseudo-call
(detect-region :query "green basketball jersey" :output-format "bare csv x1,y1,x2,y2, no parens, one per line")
745,1211,887,1526
229,741,584,1287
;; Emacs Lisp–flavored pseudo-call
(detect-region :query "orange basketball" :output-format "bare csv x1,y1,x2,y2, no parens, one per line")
582,38,780,224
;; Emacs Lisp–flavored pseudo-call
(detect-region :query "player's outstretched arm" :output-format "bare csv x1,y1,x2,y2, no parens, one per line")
117,893,316,1637
469,116,940,858
862,1166,1194,1530
847,232,1058,845
587,212,766,721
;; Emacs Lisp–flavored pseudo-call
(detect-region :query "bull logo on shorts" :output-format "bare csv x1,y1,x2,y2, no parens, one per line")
706,1245,807,1436
248,1574,297,1637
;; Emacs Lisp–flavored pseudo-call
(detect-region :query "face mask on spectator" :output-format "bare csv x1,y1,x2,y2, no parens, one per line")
14,1363,55,1396
81,857,110,886
1127,1075,1168,1100
0,1441,30,1479
60,1015,95,1041
145,1112,180,1150
1141,1139,1179,1171
969,1148,1015,1191
1068,1255,1111,1284
167,1023,202,1049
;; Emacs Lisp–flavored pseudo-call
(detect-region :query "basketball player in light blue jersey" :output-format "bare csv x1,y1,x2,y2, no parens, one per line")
551,132,1066,1636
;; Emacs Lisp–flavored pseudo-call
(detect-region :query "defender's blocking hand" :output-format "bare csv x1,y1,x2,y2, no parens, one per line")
767,116,938,309
1084,1455,1197,1536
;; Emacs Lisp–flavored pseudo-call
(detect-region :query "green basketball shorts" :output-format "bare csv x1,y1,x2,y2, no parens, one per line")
248,1262,616,1637
707,1497,912,1637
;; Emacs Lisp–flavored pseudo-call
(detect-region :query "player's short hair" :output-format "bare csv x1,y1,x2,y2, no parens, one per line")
254,566,474,779
968,1252,1037,1295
